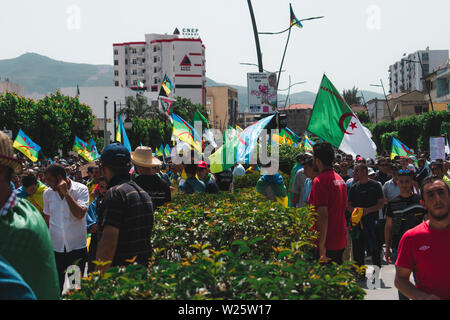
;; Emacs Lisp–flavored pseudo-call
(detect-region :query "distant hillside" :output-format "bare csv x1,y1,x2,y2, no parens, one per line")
0,53,113,94
0,53,384,111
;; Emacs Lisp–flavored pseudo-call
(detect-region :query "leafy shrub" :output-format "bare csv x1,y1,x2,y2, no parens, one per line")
233,171,261,189
66,242,364,300
64,189,366,300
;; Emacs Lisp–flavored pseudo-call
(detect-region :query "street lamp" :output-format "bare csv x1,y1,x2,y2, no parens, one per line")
370,80,393,120
402,52,434,111
104,97,109,147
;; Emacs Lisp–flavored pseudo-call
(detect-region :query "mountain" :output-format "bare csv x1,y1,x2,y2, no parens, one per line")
0,53,113,94
0,53,384,111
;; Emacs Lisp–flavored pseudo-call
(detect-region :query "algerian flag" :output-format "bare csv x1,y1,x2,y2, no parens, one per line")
307,74,377,159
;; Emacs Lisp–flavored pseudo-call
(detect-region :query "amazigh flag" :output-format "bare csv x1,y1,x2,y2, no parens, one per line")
161,74,174,96
302,131,315,152
284,127,300,144
158,144,165,157
73,136,95,162
13,129,41,162
164,144,171,158
307,74,377,159
391,137,416,162
89,138,100,160
209,127,239,174
290,3,303,28
116,115,132,152
172,113,203,153
236,113,276,164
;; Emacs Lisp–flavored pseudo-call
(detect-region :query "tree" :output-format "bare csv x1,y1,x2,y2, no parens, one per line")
0,91,94,157
171,97,208,124
356,111,370,124
342,87,361,106
119,95,166,121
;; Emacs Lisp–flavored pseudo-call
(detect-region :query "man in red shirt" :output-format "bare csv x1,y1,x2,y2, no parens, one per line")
394,176,450,300
308,143,348,264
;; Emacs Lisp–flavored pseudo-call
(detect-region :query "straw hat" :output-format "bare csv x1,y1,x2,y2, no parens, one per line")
131,146,162,168
0,130,22,174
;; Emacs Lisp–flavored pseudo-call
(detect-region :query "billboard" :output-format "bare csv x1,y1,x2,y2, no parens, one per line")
247,72,278,114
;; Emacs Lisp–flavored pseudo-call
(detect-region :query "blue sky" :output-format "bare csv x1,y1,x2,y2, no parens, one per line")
1,0,449,94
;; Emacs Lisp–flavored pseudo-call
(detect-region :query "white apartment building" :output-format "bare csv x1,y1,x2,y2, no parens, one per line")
113,31,206,105
389,48,448,93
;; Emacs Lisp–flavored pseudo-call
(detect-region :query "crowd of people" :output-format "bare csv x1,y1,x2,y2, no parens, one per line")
0,128,449,300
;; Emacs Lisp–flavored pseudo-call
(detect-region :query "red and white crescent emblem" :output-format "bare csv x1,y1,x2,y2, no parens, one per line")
338,113,358,135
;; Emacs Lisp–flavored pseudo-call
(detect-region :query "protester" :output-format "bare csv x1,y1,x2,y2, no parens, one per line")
374,158,392,185
348,162,385,269
0,130,60,300
96,143,154,272
384,169,427,300
430,161,450,188
85,177,108,273
383,164,401,202
415,158,430,188
131,147,171,208
178,164,206,194
86,166,101,203
301,156,319,206
291,155,308,208
308,142,348,264
16,172,48,221
196,161,219,194
256,162,289,208
43,163,89,293
394,176,450,300
0,255,36,300
215,167,233,192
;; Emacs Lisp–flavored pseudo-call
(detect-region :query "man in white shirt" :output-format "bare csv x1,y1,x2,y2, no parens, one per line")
43,163,89,293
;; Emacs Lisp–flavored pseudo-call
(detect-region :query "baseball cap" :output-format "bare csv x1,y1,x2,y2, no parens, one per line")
100,143,131,166
198,160,208,169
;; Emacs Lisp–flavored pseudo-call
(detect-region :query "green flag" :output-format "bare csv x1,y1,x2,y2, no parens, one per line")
192,111,209,129
307,74,377,159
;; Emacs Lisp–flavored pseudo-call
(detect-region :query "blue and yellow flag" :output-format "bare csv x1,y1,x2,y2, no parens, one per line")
89,138,100,160
13,129,41,162
116,115,132,152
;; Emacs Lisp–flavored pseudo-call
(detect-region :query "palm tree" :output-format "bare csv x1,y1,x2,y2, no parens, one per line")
342,86,361,106
119,95,165,121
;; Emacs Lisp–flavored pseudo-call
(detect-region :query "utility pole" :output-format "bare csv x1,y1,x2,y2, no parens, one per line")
104,97,108,147
247,0,263,73
114,101,117,141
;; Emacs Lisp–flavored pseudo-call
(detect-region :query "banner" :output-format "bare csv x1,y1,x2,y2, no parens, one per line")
430,136,445,161
247,72,278,114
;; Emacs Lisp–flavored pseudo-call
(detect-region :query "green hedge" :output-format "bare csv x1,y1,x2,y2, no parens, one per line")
64,190,365,300
369,110,450,153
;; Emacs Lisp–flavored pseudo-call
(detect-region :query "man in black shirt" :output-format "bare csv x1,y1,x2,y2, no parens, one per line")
385,170,426,263
131,147,171,209
384,169,426,300
374,158,392,185
348,162,385,268
96,143,154,272
215,168,233,191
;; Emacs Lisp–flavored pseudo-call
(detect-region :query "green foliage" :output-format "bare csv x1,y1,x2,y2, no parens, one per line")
272,143,303,175
0,91,94,157
380,131,398,152
342,87,361,106
171,97,208,124
368,110,450,153
64,190,365,300
233,171,261,189
356,111,370,125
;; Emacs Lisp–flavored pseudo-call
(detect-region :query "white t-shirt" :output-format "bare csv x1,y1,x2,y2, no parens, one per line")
43,180,89,253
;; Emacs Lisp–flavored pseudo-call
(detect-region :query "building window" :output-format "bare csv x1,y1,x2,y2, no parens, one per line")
132,59,137,64
132,70,137,75
115,81,119,87
125,70,128,75
114,70,119,76
114,60,119,66
132,48,137,54
142,48,145,53
153,57,158,63
114,50,118,55
125,59,128,65
151,85,158,92
126,80,129,86
154,67,157,73
133,80,137,86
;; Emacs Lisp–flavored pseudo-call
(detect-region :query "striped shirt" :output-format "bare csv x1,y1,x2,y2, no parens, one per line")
0,190,18,217
386,194,426,248
97,174,154,267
